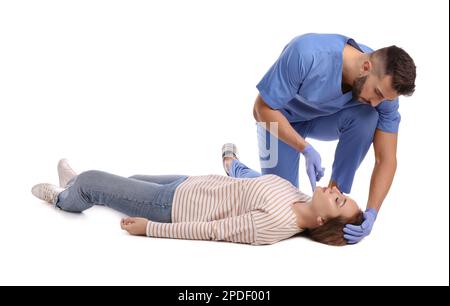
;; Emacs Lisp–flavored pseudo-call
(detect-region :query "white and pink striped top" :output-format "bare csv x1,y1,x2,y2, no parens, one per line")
146,174,311,245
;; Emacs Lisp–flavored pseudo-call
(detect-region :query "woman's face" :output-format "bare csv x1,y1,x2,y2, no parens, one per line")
311,186,360,221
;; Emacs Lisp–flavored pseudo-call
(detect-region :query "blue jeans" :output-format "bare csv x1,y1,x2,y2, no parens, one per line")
56,170,188,222
244,104,379,193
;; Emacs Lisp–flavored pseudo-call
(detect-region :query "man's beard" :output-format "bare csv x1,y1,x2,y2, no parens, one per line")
352,75,368,101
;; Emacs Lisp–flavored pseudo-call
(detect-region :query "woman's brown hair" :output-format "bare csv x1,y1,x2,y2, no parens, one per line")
303,211,364,246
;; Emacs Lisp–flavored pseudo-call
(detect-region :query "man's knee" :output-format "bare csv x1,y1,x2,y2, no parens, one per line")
349,105,379,136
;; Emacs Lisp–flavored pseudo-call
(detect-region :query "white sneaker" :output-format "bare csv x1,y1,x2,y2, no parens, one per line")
57,158,77,187
31,183,64,204
221,143,238,176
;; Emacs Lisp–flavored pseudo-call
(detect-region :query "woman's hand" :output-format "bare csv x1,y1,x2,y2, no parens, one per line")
120,217,149,236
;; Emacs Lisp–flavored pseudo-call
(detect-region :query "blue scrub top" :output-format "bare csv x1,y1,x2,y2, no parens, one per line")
256,33,400,133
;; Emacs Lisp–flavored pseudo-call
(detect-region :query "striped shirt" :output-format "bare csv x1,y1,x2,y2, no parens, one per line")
146,174,311,245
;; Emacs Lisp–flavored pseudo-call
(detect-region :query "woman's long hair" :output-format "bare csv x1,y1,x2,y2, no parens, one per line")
303,211,364,246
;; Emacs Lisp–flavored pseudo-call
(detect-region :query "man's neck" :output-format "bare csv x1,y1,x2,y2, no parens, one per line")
342,44,367,86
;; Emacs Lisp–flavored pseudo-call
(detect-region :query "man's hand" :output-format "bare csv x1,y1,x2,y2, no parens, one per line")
343,208,378,244
120,217,149,236
301,144,325,192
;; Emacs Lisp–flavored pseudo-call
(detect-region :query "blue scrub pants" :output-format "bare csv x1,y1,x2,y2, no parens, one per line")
230,104,379,193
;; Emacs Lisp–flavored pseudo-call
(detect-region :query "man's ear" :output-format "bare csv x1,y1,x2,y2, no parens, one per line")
316,216,325,227
361,60,372,74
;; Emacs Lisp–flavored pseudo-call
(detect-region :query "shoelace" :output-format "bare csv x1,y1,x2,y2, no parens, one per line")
42,185,56,202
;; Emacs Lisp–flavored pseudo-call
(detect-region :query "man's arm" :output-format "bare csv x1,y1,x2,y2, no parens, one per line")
253,94,307,152
367,129,398,211
254,94,325,190
342,129,398,243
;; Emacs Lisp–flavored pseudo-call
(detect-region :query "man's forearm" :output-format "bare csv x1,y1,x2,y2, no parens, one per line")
254,95,307,152
367,159,397,211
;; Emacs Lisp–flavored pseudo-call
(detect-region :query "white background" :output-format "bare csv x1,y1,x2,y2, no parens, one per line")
0,0,448,285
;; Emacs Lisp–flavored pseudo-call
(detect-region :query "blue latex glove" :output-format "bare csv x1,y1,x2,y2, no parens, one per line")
301,144,325,192
343,208,378,244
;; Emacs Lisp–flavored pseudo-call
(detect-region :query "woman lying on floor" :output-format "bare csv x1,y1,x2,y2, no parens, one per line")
31,144,363,246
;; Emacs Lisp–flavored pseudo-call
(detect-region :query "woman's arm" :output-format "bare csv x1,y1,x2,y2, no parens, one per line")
121,214,257,244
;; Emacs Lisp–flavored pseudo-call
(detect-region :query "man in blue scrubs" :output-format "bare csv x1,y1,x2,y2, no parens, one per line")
232,33,416,244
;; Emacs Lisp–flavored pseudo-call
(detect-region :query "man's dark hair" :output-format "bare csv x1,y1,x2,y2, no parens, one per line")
371,45,416,96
